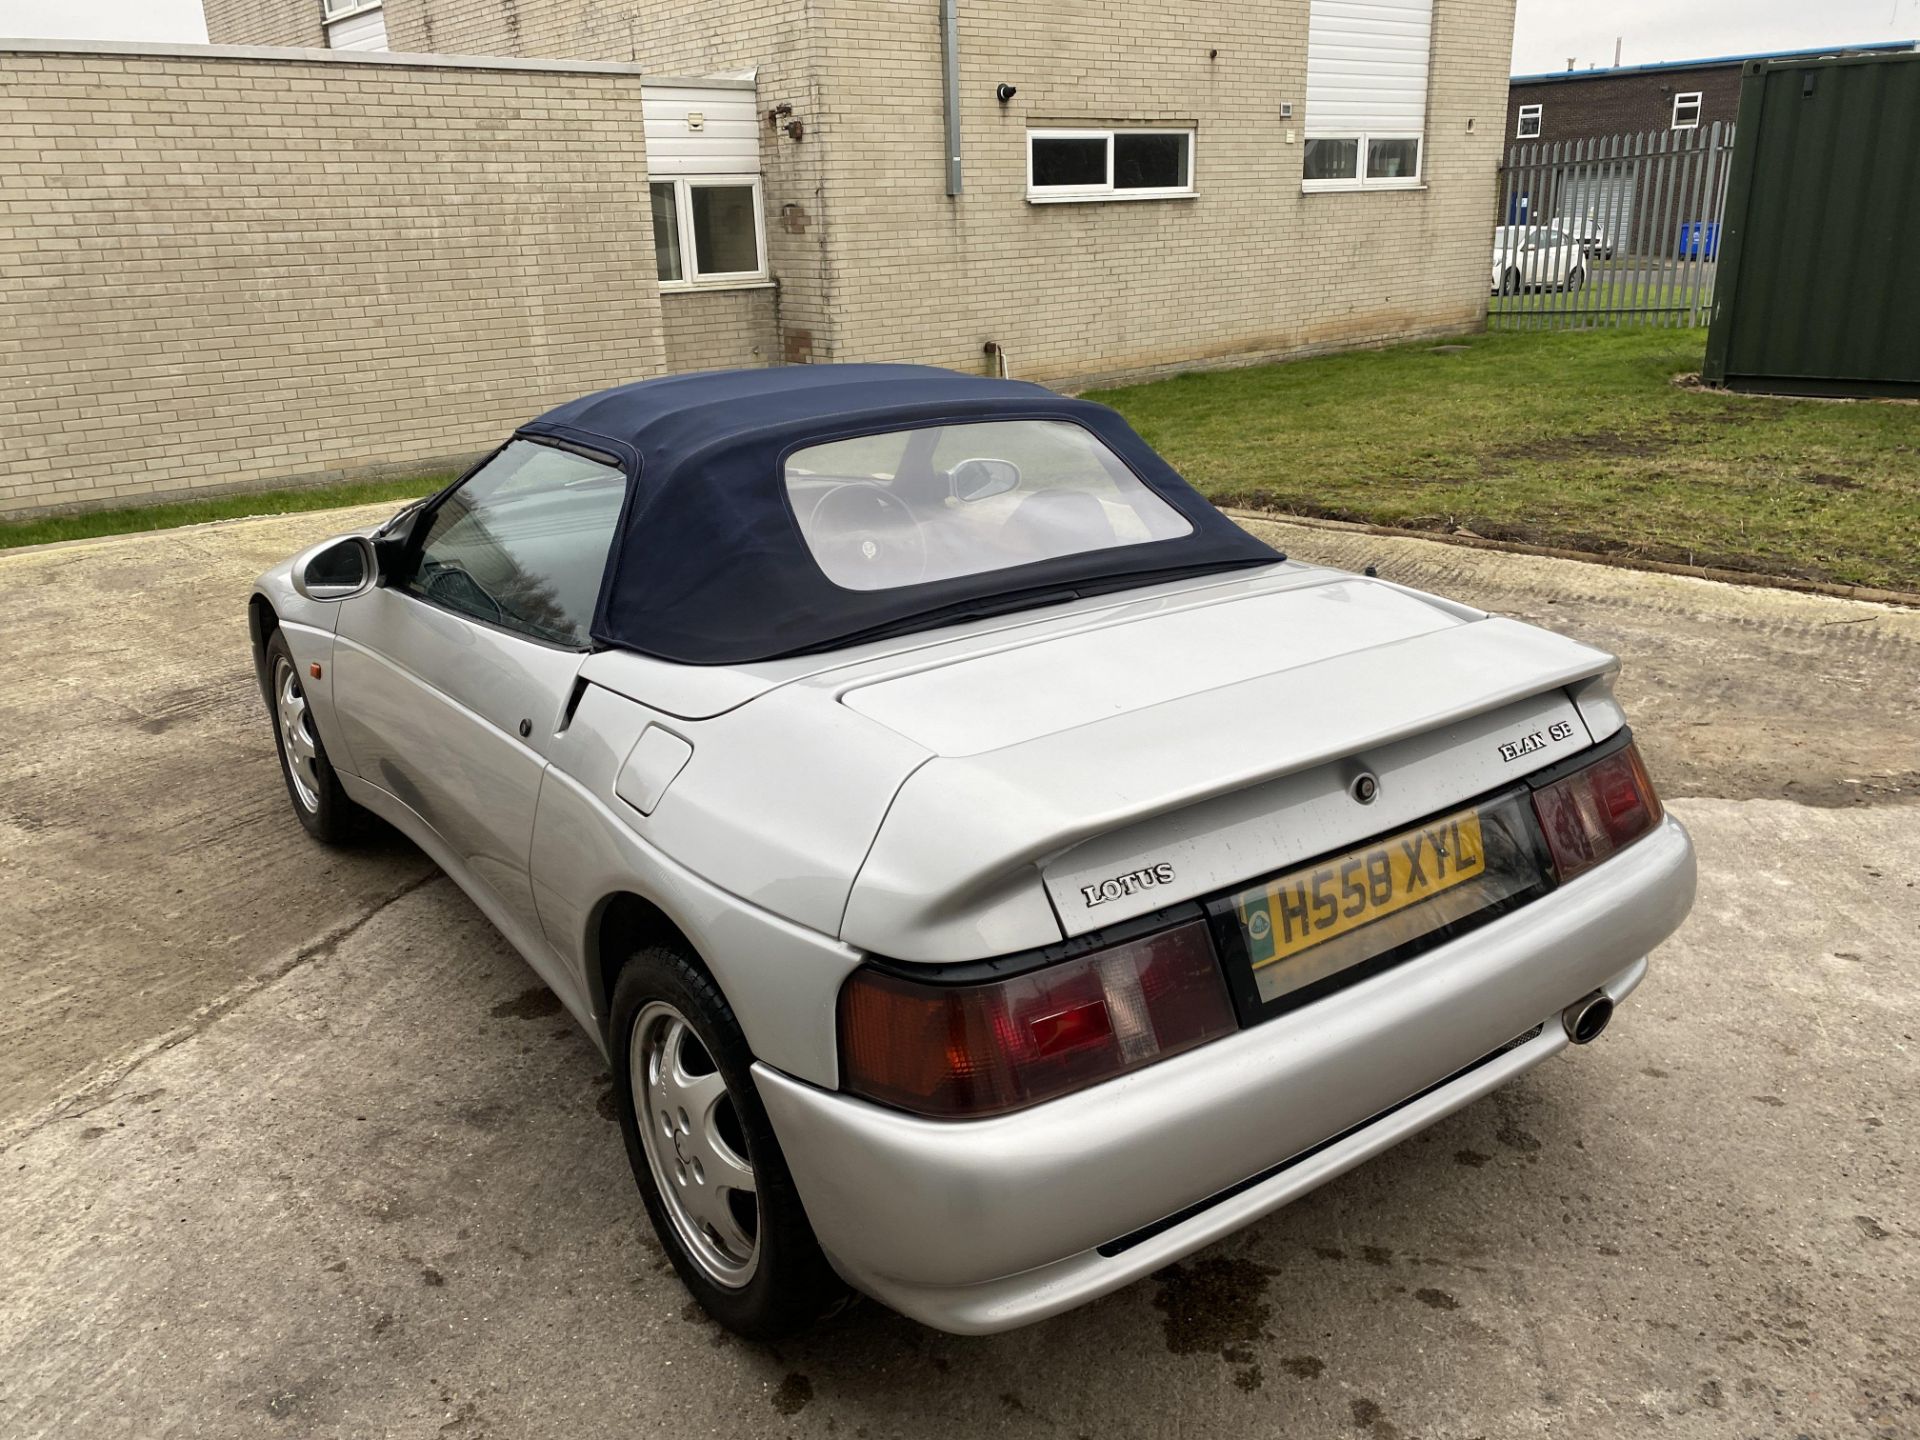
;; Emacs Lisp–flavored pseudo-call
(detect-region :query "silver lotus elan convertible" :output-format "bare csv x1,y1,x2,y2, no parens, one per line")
250,365,1695,1338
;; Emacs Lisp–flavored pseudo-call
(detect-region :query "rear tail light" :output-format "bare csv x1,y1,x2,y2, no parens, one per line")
839,920,1236,1118
1531,741,1663,883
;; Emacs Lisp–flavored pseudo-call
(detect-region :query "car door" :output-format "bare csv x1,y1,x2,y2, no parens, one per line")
331,437,628,963
1492,228,1516,287
1546,231,1574,285
1522,231,1551,286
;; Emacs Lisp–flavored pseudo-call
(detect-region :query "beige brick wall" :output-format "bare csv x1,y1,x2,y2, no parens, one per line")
370,0,831,365
381,0,630,60
612,0,831,368
814,0,1511,384
201,0,323,47
218,0,1512,387
661,288,776,371
0,45,665,518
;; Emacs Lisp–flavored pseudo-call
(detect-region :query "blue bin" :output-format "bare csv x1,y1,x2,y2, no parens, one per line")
1677,221,1720,260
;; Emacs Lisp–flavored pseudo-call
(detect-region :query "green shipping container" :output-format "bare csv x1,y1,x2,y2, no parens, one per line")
1704,50,1920,398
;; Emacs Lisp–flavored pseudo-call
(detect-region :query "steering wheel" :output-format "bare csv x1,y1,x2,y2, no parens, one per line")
808,483,930,589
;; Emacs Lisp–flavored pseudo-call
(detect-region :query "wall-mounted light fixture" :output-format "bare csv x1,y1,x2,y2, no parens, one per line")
996,83,1017,104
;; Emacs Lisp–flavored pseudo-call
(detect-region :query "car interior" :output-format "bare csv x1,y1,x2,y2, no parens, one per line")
785,420,1193,590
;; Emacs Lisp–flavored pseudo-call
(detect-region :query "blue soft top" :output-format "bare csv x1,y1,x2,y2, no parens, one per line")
518,364,1280,664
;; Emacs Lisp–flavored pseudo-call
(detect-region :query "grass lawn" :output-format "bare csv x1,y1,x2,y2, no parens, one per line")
0,476,444,551
1090,327,1920,592
1487,259,1717,324
6,330,1914,592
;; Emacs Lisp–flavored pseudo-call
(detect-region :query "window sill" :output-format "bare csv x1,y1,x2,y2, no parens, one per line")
323,0,383,19
1300,181,1428,195
658,279,777,295
1026,191,1198,205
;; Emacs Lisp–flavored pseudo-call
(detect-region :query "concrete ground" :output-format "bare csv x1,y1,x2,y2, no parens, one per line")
0,509,1915,1439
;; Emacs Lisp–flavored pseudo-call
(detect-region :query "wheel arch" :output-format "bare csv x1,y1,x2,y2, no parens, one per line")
248,592,281,707
589,889,709,1041
566,850,858,1089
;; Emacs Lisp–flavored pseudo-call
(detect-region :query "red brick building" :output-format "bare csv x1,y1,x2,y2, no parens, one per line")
1506,41,1915,149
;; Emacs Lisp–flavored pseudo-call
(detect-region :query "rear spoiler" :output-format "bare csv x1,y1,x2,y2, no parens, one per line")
843,617,1617,960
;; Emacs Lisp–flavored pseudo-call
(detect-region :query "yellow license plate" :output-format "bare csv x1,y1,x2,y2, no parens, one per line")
1236,808,1487,973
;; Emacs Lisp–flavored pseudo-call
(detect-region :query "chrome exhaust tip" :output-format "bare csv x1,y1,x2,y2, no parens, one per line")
1562,991,1614,1045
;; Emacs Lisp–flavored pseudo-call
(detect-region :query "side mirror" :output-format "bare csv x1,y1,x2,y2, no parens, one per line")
950,457,1021,503
291,534,378,602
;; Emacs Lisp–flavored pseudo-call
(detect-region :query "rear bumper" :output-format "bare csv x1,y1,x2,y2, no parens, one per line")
754,814,1695,1334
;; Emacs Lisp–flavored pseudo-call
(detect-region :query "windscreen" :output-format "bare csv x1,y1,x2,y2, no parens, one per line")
784,420,1194,591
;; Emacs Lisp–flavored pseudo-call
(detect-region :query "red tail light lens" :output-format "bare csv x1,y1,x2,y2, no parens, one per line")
1530,741,1664,883
839,920,1236,1118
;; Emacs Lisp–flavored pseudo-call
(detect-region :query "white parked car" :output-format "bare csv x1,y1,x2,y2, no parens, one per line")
1492,224,1588,294
1553,214,1618,261
250,366,1695,1337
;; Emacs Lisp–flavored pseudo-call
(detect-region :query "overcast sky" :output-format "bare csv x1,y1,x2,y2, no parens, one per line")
0,0,207,43
1512,0,1920,73
1,0,1916,72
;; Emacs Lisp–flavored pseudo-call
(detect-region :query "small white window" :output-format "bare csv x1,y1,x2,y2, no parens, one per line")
1517,104,1542,139
1303,137,1359,182
1303,134,1422,190
1366,137,1421,181
321,0,385,48
649,177,768,289
1027,128,1195,202
1672,92,1703,130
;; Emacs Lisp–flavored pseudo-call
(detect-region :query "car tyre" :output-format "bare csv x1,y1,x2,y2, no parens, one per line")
1566,266,1587,291
264,628,365,844
610,944,850,1340
1500,267,1522,296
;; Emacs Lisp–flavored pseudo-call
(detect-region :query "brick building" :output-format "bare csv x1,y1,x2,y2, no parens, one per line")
202,0,1520,387
0,42,669,517
1505,41,1916,149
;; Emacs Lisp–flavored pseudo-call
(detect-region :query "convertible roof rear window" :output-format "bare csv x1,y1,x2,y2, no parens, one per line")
785,420,1194,591
516,365,1280,664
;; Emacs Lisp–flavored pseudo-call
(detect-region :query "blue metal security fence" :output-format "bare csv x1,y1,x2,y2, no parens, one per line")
1490,123,1735,330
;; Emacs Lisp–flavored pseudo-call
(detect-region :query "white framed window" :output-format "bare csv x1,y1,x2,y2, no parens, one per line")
1302,133,1423,188
1516,104,1542,139
1026,128,1195,202
321,0,386,49
1671,92,1703,130
1303,0,1433,192
649,176,768,289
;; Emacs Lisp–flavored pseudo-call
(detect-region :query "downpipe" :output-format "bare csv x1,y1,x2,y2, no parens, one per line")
1561,990,1614,1045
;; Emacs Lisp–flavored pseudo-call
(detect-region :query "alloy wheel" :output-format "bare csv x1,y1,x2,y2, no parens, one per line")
631,1001,760,1288
273,656,321,813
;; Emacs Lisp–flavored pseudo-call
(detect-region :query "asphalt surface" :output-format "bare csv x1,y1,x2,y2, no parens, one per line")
1,508,1916,1439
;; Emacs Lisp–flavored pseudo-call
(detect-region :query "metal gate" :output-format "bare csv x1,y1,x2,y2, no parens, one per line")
1554,167,1636,251
1490,123,1735,330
